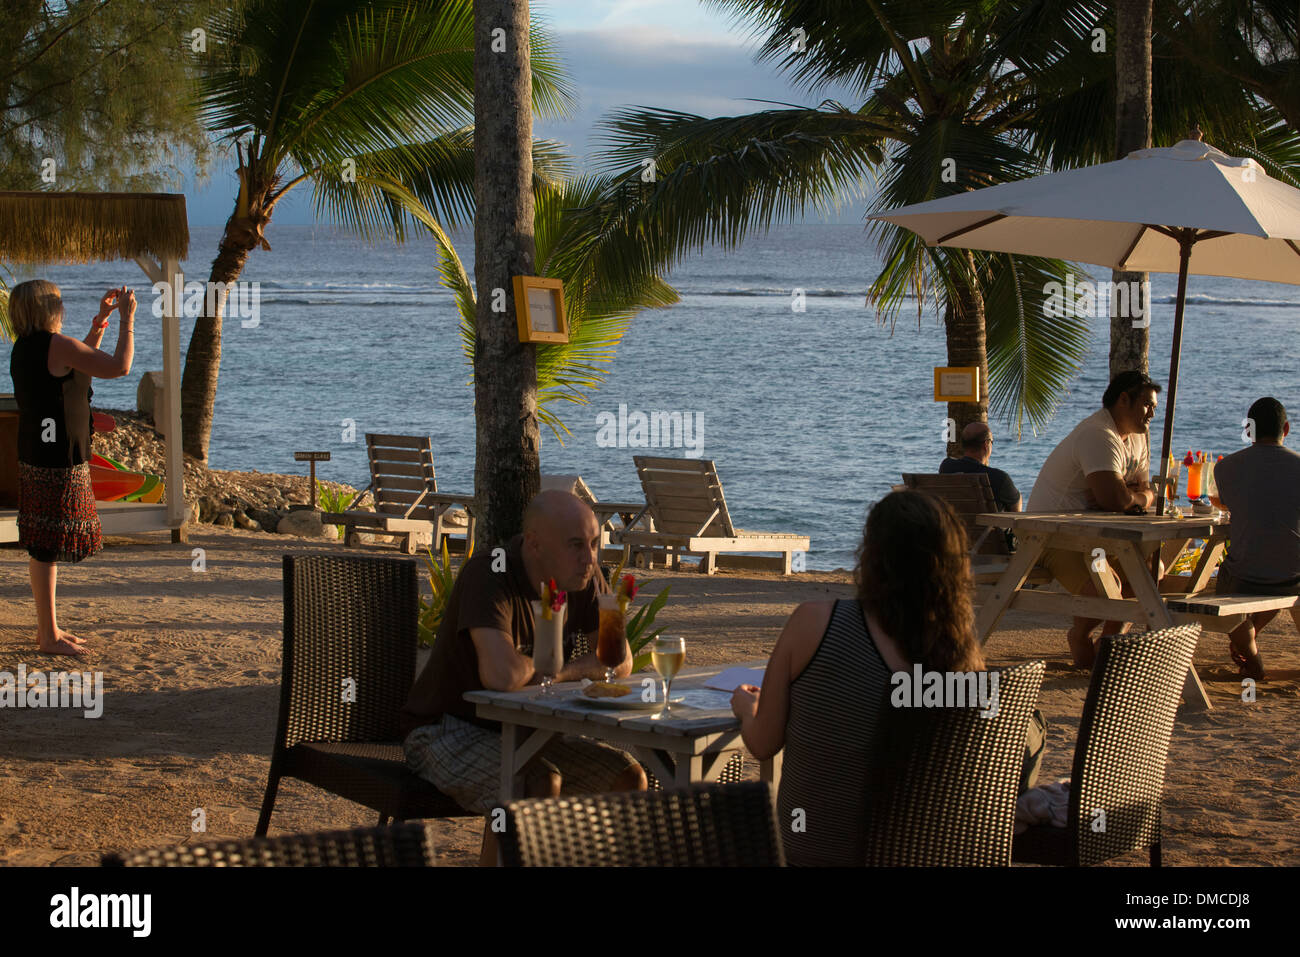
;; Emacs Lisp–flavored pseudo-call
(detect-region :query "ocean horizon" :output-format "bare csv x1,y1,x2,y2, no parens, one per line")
8,222,1299,569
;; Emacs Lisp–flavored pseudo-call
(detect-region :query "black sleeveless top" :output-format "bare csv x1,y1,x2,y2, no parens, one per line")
778,599,893,866
9,331,94,467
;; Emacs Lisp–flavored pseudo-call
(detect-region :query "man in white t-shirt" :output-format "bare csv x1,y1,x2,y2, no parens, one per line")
1027,371,1161,666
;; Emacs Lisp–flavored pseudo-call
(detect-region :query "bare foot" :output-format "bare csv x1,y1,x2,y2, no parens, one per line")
55,627,87,645
36,634,88,656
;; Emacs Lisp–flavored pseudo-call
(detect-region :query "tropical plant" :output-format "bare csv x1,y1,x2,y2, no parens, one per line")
179,0,575,463
314,479,357,538
418,535,473,647
418,174,678,441
587,1,1091,445
605,555,671,671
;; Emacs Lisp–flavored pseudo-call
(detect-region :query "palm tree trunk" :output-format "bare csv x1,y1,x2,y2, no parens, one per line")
944,257,988,458
178,218,255,463
472,0,539,548
1111,0,1152,378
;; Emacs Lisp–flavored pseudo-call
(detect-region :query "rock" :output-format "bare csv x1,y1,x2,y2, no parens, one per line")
198,496,223,523
277,508,337,539
215,511,235,528
246,507,280,532
442,508,469,528
233,509,261,532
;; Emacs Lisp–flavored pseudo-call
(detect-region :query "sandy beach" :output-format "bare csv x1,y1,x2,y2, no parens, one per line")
1,524,1297,867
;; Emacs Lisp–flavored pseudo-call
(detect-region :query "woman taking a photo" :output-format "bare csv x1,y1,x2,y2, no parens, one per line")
8,280,135,655
730,489,1042,866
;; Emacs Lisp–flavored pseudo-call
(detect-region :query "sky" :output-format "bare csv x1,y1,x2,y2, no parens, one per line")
183,0,868,226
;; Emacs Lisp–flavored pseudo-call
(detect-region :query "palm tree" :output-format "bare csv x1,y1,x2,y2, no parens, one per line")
994,1,1282,378
180,0,573,464
587,1,1089,449
1111,0,1153,378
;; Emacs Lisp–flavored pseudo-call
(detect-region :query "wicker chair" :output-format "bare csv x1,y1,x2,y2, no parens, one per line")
497,781,783,866
255,554,474,836
863,660,1046,866
1013,624,1201,867
103,822,436,867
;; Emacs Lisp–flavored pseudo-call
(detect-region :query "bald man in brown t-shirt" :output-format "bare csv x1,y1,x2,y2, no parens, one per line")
402,490,646,864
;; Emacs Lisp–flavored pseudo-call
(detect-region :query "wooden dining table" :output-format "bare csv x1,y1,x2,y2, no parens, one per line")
463,660,780,802
973,511,1230,711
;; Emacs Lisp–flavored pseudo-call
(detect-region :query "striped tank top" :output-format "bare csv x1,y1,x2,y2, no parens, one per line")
778,598,893,866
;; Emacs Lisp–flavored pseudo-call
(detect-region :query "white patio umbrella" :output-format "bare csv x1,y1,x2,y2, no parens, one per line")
870,135,1300,512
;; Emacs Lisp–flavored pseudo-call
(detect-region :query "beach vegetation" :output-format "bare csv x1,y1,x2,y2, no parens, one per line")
376,173,679,442
418,535,473,647
179,0,575,463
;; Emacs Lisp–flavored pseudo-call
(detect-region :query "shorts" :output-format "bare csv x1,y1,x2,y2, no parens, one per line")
17,462,103,563
1216,567,1300,597
404,713,642,815
1040,546,1125,596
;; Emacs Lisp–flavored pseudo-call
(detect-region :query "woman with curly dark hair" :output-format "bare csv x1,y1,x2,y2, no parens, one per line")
8,279,135,655
730,489,1040,865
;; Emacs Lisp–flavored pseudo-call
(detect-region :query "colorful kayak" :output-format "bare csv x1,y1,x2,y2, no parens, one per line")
87,412,164,503
90,453,165,503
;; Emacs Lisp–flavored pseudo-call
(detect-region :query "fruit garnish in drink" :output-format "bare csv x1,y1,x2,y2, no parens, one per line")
616,573,637,614
550,589,567,614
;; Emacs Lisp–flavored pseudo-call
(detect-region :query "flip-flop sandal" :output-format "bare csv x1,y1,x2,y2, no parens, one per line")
1229,645,1250,669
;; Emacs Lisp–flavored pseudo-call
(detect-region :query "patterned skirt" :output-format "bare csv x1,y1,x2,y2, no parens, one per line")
17,461,103,563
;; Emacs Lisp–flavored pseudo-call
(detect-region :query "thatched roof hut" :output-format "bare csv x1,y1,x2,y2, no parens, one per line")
0,190,190,544
0,191,188,264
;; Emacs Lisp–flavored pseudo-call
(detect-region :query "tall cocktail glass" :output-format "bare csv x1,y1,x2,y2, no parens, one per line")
531,600,565,697
595,594,624,683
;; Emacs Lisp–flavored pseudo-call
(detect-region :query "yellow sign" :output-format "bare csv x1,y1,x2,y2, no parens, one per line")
513,276,569,344
934,366,980,402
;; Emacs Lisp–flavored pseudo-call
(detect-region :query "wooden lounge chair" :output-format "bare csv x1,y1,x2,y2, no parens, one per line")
103,822,436,867
901,472,1050,585
1012,625,1200,866
614,455,810,575
863,660,1045,866
255,554,477,836
323,433,475,555
496,781,783,866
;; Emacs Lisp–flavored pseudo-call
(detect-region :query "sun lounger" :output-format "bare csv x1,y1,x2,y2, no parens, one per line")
614,455,809,575
323,433,475,555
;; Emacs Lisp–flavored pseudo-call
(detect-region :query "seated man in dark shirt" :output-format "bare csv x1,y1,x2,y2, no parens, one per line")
401,489,647,864
939,422,1022,511
1214,397,1300,680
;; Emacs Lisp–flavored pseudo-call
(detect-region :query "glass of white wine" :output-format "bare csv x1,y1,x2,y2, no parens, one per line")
651,635,685,718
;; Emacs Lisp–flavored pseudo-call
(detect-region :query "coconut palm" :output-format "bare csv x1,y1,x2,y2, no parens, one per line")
179,0,574,463
371,163,679,441
588,1,1088,444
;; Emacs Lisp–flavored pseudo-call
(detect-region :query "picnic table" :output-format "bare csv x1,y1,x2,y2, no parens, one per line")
973,511,1228,712
463,661,781,803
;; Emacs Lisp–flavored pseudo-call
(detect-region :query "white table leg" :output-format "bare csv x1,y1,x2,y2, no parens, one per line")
1112,542,1211,712
498,724,558,803
975,532,1048,644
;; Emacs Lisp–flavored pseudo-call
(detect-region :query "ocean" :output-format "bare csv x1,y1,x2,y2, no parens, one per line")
8,223,1299,569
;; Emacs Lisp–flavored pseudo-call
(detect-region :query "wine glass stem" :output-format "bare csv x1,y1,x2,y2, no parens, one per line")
661,676,673,716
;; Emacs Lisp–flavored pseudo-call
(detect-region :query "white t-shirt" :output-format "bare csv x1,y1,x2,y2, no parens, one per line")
1027,407,1149,512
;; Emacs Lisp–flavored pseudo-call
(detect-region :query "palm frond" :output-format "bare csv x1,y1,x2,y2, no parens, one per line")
981,253,1091,436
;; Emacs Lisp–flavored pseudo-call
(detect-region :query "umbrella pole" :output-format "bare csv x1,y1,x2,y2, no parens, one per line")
1155,233,1194,523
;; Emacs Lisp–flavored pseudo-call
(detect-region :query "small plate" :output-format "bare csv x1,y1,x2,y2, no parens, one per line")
573,687,684,710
